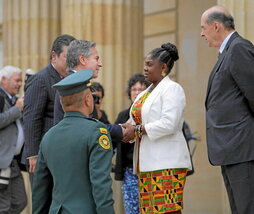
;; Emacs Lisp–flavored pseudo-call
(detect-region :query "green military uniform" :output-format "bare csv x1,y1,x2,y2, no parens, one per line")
32,70,114,214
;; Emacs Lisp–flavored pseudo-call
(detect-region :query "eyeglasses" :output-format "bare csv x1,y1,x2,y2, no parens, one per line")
131,88,143,93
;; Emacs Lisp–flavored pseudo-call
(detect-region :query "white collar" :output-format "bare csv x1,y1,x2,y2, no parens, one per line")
219,31,235,54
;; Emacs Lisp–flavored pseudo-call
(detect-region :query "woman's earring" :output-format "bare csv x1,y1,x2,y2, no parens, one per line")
161,71,167,77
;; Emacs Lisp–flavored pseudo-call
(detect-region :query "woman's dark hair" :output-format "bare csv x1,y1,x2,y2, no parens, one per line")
91,82,105,98
127,73,151,100
147,42,179,74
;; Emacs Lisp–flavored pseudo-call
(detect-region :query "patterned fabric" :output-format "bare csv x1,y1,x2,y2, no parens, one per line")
138,168,188,214
122,167,139,214
131,91,151,172
131,91,150,125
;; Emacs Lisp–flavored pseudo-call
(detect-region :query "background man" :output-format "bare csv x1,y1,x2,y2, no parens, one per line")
201,5,254,214
33,70,114,214
0,65,27,213
22,34,76,178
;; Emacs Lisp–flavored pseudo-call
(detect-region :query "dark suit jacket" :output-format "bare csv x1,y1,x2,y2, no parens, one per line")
32,112,114,214
22,64,61,163
205,32,254,165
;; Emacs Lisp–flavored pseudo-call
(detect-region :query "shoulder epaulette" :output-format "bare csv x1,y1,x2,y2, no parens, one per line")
99,127,108,134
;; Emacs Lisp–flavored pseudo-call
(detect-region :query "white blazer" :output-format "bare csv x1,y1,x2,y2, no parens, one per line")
130,76,192,173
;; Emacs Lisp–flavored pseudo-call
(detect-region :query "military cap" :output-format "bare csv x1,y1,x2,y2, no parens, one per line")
53,69,93,96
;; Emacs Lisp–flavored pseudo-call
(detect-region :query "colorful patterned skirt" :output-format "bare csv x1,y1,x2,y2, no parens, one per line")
138,168,188,214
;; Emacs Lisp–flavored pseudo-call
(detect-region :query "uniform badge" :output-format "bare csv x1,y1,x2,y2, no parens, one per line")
99,135,110,150
99,128,108,134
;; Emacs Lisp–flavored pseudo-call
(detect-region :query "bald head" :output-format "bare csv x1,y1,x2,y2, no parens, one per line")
204,5,231,16
202,5,235,30
201,5,235,48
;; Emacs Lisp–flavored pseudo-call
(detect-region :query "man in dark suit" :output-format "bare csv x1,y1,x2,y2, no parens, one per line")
0,66,27,213
22,34,76,179
201,5,254,214
54,39,135,142
33,70,114,214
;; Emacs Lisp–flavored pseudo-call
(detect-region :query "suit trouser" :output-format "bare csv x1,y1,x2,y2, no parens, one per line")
221,161,254,214
0,159,27,214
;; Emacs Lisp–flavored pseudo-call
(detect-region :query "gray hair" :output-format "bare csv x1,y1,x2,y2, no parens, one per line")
0,65,22,82
67,40,96,70
207,11,235,30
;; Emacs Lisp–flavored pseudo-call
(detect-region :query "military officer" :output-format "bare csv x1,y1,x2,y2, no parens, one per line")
32,69,114,214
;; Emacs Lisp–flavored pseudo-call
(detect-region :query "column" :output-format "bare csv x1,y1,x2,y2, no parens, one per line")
2,0,61,72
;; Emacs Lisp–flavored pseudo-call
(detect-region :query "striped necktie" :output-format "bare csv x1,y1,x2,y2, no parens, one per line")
11,96,17,105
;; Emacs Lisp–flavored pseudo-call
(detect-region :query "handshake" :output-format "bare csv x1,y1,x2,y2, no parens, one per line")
121,123,135,142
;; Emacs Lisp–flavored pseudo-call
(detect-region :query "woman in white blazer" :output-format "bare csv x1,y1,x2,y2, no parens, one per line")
129,43,192,214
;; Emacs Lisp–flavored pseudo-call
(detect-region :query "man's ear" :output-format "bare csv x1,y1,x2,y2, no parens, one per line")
51,51,57,64
84,93,92,108
1,76,7,85
214,21,221,32
79,54,87,66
